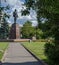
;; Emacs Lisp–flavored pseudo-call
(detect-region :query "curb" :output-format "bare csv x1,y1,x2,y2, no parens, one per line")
21,43,48,65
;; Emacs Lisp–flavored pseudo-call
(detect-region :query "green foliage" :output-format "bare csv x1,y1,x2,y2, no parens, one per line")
21,9,30,16
21,21,35,38
0,42,8,60
0,52,3,60
25,0,59,65
0,1,10,39
0,18,9,39
45,42,59,65
36,29,43,39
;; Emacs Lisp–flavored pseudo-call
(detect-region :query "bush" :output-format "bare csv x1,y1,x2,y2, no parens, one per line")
36,29,44,39
45,42,59,65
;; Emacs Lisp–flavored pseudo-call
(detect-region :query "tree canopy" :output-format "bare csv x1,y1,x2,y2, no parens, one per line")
24,0,59,65
0,0,10,39
21,21,35,39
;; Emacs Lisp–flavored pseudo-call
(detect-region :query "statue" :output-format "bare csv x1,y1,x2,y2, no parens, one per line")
9,9,20,39
13,9,18,23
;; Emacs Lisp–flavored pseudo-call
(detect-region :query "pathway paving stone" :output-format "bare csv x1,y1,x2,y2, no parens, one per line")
2,43,44,65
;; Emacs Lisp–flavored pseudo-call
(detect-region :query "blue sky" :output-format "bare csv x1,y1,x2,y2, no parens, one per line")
1,0,38,26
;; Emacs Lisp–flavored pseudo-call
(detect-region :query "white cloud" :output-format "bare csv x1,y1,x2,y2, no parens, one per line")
7,20,11,23
31,20,38,26
6,0,38,26
7,0,17,6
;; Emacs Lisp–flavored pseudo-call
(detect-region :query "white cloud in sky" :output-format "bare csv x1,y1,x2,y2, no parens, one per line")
7,0,18,6
7,20,11,23
5,0,38,26
32,20,38,26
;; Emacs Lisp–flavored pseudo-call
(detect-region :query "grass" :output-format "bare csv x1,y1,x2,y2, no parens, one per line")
22,42,48,63
0,42,8,60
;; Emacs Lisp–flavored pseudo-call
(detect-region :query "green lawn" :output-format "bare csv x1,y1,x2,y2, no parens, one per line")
0,42,8,60
22,42,48,63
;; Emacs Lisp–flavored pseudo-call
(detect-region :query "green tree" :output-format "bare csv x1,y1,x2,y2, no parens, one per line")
0,0,10,39
0,17,9,39
21,21,35,39
24,0,59,65
36,29,43,39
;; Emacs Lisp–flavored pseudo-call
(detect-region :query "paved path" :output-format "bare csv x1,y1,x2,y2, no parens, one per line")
2,43,44,65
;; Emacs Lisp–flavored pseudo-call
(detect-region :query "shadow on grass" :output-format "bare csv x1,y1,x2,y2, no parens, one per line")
1,61,44,65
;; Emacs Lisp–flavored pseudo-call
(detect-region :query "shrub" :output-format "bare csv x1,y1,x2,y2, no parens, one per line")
45,42,59,65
